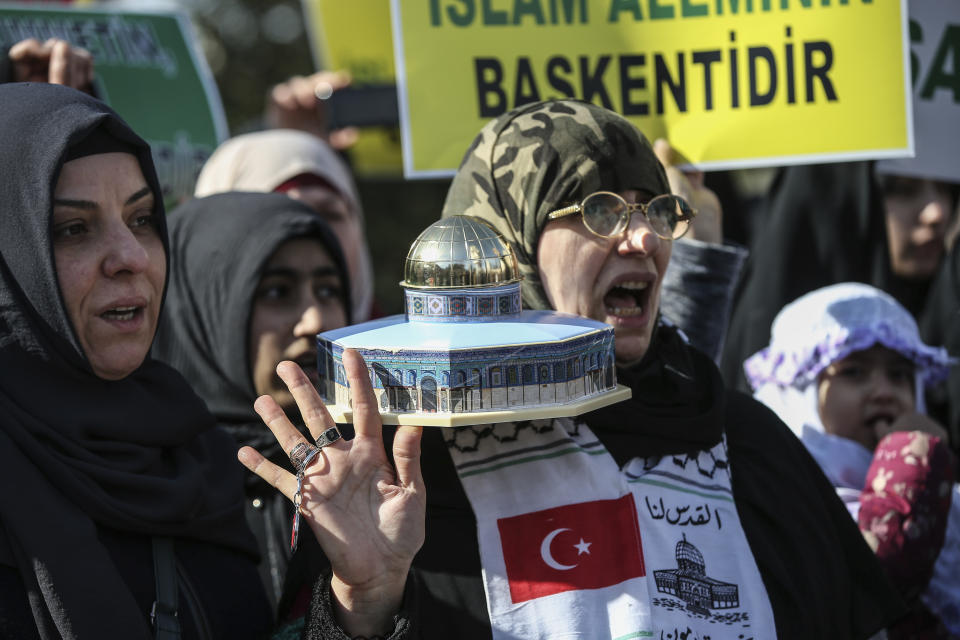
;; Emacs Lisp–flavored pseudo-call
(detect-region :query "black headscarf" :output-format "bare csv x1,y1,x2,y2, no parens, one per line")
0,45,14,84
720,162,893,390
921,241,960,452
0,83,256,639
153,191,351,459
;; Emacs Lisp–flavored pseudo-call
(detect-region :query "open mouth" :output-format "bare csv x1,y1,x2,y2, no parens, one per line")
866,413,897,431
603,281,649,317
99,306,143,322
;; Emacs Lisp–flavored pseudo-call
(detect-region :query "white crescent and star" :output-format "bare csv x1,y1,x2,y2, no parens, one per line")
540,528,592,570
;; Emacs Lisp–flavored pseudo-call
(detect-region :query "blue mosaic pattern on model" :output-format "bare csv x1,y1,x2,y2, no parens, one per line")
405,283,522,323
317,321,617,412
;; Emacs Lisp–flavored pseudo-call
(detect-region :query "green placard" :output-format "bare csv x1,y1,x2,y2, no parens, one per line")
0,3,226,208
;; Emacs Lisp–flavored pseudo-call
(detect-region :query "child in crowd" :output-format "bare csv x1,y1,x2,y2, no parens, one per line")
746,282,959,637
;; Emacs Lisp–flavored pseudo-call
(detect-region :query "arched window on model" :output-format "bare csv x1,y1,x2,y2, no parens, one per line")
405,370,417,410
421,376,437,412
440,371,450,412
450,369,465,411
522,364,535,385
472,368,482,408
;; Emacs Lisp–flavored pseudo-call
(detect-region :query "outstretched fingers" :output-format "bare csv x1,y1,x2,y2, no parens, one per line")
275,360,340,446
392,426,425,491
237,446,298,501
252,392,338,475
340,350,423,491
254,393,313,456
343,349,383,442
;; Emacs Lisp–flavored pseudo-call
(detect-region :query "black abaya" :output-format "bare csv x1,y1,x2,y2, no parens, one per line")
720,162,893,390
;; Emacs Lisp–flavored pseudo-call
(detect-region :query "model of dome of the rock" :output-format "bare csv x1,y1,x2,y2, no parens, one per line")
316,216,630,426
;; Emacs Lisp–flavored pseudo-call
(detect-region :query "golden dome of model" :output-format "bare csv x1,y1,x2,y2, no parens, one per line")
401,216,520,289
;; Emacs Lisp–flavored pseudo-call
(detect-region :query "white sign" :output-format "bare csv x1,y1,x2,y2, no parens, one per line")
876,0,960,184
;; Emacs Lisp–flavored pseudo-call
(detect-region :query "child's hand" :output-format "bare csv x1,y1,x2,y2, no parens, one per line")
876,411,948,443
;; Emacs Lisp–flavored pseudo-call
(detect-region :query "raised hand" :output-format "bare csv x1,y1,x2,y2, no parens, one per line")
264,69,359,149
9,38,94,93
238,348,425,636
653,138,723,244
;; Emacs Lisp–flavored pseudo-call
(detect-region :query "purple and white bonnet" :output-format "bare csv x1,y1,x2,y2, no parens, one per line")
744,282,952,391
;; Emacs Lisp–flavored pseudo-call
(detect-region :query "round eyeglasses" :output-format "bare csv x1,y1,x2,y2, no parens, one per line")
546,191,696,240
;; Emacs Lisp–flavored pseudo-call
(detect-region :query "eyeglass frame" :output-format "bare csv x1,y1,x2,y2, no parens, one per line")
545,191,697,240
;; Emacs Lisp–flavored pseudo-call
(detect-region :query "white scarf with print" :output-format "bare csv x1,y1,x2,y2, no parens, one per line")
445,417,777,640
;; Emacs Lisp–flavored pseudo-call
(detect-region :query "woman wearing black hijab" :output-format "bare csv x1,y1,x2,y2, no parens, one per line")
720,161,960,450
719,162,893,391
241,101,906,639
922,240,960,450
0,83,271,638
153,192,351,615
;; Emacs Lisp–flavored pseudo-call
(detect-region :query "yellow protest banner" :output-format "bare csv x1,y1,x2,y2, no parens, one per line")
302,0,403,175
392,0,912,177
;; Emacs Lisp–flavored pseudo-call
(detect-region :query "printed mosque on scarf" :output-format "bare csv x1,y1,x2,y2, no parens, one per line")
447,417,777,640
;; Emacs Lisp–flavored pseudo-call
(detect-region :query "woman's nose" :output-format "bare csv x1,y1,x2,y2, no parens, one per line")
918,196,948,227
294,302,323,337
102,227,149,277
619,211,663,255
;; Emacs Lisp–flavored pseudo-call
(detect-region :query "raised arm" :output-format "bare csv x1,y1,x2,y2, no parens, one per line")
6,38,93,92
238,349,425,637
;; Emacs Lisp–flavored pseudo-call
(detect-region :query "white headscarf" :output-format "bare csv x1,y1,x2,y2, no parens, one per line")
195,129,374,321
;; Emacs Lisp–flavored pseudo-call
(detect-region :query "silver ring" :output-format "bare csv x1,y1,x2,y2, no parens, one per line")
288,442,320,475
315,426,342,449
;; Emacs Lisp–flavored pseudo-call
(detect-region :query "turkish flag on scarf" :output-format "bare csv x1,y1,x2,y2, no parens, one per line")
497,495,646,603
